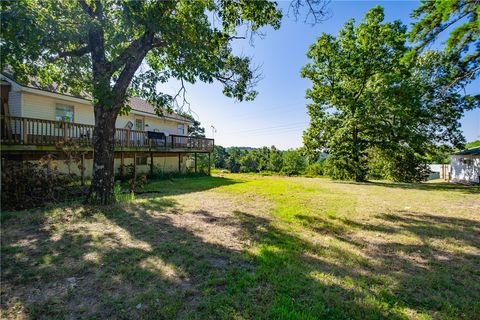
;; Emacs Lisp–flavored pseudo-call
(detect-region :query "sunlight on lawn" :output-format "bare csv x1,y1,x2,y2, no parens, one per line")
1,174,479,319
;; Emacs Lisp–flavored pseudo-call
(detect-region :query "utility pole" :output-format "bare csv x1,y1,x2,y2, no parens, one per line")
210,125,217,139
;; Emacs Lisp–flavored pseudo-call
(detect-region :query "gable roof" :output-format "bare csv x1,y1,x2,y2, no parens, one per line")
1,71,191,124
127,97,190,123
453,147,480,156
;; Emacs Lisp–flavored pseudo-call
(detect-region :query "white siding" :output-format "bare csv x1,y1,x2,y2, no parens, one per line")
21,91,94,124
18,91,189,136
451,155,480,183
112,155,185,176
116,112,186,135
53,155,186,178
7,91,22,117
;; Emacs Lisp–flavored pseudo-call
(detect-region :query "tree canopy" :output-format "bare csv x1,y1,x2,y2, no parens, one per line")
1,0,331,203
409,0,479,82
1,0,283,107
301,6,478,182
1,0,329,203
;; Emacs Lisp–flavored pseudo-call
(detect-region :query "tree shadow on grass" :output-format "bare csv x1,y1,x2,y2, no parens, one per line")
348,180,480,195
2,199,479,319
1,200,411,319
295,210,480,318
139,176,244,196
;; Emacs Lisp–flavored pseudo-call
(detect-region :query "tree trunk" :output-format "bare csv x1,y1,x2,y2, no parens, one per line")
86,107,118,205
352,126,363,182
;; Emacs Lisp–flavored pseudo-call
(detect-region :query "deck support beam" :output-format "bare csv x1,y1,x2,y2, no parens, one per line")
194,153,197,173
120,152,125,181
178,153,181,173
208,152,211,176
150,150,154,177
80,153,85,186
133,152,137,180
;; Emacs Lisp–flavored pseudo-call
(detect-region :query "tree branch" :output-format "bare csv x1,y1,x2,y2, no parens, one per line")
78,0,94,18
106,32,165,76
288,0,331,24
111,34,155,110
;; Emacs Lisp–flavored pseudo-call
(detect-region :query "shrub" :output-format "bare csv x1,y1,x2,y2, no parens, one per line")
1,156,82,210
128,174,147,191
239,152,259,173
281,150,306,176
116,164,135,180
114,183,135,203
305,160,325,176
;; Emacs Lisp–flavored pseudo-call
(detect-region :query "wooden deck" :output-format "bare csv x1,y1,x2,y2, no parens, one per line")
0,116,214,153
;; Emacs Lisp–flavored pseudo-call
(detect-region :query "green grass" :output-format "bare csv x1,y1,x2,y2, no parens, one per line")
1,174,479,319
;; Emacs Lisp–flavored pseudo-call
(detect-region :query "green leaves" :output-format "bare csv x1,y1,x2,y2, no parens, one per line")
1,0,283,110
301,6,477,182
409,0,479,80
301,6,407,181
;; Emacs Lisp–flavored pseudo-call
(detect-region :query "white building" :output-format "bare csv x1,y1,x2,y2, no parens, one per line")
450,147,480,184
1,72,214,178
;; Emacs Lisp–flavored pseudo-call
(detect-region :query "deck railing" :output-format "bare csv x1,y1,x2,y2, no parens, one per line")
0,116,214,152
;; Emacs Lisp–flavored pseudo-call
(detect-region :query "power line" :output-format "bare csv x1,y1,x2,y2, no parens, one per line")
221,121,308,135
230,100,307,121
247,127,308,137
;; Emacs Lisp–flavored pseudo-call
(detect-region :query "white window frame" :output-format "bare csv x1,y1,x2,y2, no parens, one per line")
135,118,144,131
177,123,185,135
55,104,74,123
136,156,148,166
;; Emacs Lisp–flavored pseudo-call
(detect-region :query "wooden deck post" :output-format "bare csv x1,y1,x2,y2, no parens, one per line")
208,152,211,176
133,152,137,180
22,118,28,144
178,153,181,173
63,122,69,141
80,153,85,186
194,153,197,173
150,151,154,177
120,152,125,181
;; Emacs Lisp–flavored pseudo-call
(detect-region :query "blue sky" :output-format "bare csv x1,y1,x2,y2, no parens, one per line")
166,0,480,149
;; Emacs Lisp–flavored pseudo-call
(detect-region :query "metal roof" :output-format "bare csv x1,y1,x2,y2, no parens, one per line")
453,146,480,156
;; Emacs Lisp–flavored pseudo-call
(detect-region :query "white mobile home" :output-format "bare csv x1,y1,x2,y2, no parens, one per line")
450,147,480,184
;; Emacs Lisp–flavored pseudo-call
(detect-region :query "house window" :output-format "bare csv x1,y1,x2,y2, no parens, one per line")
177,124,184,135
135,118,144,131
55,104,74,122
136,156,148,166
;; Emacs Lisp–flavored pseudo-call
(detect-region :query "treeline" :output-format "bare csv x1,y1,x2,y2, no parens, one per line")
213,145,325,176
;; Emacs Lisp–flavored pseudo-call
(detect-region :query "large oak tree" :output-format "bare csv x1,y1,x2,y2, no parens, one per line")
301,6,478,182
1,0,326,204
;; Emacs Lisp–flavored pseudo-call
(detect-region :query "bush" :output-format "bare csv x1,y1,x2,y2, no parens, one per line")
114,183,135,203
305,160,326,176
116,164,135,180
388,152,431,182
281,150,306,176
239,152,259,173
148,164,209,180
1,156,82,210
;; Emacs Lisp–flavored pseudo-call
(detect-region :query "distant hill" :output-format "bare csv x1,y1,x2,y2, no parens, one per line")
225,146,259,152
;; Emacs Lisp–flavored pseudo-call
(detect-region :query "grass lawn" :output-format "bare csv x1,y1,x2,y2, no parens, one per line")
1,174,479,319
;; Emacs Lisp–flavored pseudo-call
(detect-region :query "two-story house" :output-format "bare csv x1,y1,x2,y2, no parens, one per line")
0,72,213,179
